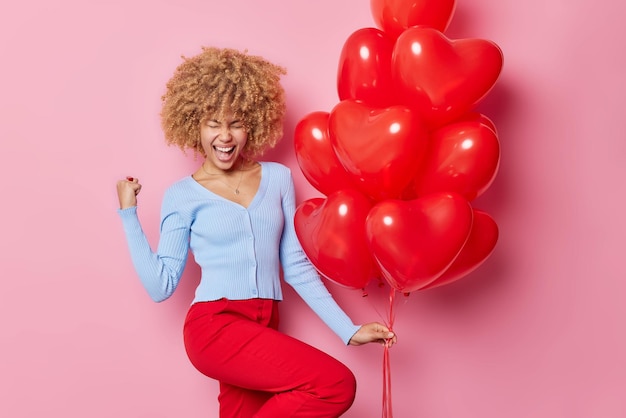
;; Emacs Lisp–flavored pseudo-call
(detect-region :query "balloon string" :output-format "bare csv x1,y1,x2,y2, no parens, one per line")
382,288,396,418
364,282,391,327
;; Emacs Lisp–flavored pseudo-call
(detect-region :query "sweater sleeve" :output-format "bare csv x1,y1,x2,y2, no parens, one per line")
279,170,361,345
117,195,190,302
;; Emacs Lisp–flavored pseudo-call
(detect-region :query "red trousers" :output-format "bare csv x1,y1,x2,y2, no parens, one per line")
183,298,356,417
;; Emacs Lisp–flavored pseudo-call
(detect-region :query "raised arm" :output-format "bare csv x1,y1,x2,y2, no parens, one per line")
116,177,190,302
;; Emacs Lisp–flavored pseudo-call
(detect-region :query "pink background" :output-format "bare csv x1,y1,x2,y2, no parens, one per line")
1,0,625,417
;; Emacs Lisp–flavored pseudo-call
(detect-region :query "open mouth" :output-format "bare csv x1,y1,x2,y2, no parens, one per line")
214,145,236,161
214,146,235,154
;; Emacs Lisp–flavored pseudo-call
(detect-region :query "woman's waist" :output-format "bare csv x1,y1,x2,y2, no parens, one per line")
192,273,284,303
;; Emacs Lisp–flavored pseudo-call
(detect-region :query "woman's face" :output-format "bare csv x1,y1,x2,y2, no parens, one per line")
199,113,248,171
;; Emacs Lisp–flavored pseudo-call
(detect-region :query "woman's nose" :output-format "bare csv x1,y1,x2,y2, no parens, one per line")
217,126,232,140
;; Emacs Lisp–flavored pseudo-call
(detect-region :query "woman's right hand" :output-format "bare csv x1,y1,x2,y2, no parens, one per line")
117,176,142,209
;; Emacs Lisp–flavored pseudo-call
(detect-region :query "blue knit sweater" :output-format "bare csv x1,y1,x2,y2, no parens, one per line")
118,161,360,344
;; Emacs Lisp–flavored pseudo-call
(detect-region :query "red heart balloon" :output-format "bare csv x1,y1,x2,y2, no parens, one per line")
329,100,429,201
295,189,377,289
392,27,503,128
365,192,473,293
294,111,356,196
370,0,457,39
420,209,498,290
410,120,501,201
337,28,395,107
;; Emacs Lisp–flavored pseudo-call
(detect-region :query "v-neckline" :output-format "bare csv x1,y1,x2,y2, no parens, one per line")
190,162,265,210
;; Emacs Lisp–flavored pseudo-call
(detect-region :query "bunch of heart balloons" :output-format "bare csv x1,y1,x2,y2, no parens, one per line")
294,0,503,295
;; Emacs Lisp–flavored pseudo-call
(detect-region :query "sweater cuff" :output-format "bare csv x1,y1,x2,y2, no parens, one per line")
117,206,142,234
342,324,362,346
117,206,137,217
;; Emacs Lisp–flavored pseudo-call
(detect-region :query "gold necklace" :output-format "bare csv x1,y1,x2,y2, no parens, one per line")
201,161,245,195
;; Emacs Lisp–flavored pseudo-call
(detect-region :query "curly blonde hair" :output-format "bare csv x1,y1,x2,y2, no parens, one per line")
160,47,287,157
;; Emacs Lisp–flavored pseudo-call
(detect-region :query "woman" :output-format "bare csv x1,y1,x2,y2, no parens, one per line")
116,47,395,418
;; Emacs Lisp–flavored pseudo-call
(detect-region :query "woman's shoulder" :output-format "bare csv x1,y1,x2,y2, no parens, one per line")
164,175,195,193
161,175,201,206
260,161,292,178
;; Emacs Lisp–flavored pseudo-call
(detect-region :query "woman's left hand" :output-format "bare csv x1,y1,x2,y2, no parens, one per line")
349,322,396,347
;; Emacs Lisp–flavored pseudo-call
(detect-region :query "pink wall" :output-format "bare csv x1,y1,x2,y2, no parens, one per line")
1,0,624,417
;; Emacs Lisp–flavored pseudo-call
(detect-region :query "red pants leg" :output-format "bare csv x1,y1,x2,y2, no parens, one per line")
183,299,356,418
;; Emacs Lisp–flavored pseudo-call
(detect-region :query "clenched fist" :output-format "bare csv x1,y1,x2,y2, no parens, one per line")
117,176,142,209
